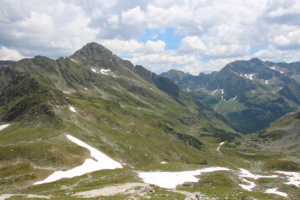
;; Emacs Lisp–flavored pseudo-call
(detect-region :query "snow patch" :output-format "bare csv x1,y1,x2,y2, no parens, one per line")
211,89,218,95
0,124,9,131
34,135,123,185
138,167,229,189
91,68,112,75
239,178,257,191
238,168,278,191
270,66,276,70
265,80,269,84
161,161,167,164
224,96,237,102
239,168,278,180
265,188,288,197
69,106,76,113
275,171,300,187
100,69,111,75
280,71,284,74
211,89,224,95
217,142,225,152
244,74,255,80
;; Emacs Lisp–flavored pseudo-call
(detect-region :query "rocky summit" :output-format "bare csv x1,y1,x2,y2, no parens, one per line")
0,42,299,199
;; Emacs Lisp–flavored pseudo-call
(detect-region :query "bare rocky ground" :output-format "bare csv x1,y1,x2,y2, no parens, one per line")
73,182,214,200
0,194,50,200
0,183,215,200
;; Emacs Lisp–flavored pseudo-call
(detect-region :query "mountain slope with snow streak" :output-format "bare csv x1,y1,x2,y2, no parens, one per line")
34,135,122,185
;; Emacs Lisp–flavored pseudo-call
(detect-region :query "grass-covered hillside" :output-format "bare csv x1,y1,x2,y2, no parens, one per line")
259,110,300,153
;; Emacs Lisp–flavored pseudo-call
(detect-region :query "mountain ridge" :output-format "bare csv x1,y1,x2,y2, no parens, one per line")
161,58,300,133
259,109,300,153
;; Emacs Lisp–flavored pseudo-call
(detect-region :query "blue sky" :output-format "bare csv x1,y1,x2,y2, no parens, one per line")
0,0,300,75
140,28,184,50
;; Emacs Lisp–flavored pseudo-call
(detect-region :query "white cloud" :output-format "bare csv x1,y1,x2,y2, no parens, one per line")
145,3,200,34
179,36,207,52
274,29,300,49
263,0,300,25
122,6,146,26
101,39,166,56
253,46,300,63
130,51,199,74
179,35,250,59
0,0,99,57
0,47,24,61
0,0,299,74
107,15,120,29
145,40,166,52
203,44,250,58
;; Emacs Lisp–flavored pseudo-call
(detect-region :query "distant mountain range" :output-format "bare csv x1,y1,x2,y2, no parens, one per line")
161,58,300,133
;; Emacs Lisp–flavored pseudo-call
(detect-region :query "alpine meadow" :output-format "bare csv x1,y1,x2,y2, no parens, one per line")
1,0,300,199
0,42,299,200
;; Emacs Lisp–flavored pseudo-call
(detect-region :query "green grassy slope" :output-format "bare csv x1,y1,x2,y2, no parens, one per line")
259,110,300,153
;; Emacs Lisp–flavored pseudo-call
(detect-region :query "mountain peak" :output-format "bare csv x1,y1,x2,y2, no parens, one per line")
160,69,188,81
249,58,265,66
70,42,113,61
250,58,262,62
69,42,137,75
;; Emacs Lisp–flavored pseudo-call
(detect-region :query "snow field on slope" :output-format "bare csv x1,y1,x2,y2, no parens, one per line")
0,124,9,131
34,135,123,185
217,141,225,152
275,171,300,187
238,168,278,191
69,106,76,112
32,134,300,199
138,167,230,189
265,188,288,197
